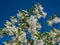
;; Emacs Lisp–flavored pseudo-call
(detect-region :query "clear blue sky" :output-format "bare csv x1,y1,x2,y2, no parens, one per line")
0,0,60,45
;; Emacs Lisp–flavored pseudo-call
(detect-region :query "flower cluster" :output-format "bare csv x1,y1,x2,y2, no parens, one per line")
0,3,60,45
47,15,60,26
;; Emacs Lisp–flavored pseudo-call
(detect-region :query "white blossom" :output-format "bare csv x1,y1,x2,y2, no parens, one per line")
37,40,44,45
26,15,37,28
18,31,26,42
53,17,60,23
34,14,42,19
41,11,47,18
10,16,17,24
12,43,16,45
35,4,44,11
47,20,53,26
33,8,39,14
49,31,56,38
47,17,60,26
17,11,23,18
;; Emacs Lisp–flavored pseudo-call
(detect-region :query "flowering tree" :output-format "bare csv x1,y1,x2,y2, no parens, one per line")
0,3,60,45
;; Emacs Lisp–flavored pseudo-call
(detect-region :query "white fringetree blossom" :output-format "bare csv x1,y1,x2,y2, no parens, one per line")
0,3,60,45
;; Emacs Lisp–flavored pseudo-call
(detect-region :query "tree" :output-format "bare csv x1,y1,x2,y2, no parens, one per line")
0,3,60,45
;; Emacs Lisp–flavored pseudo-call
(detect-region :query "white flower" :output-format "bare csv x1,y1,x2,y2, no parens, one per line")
5,20,12,26
22,10,28,14
32,36,38,45
34,40,37,45
26,15,37,29
34,14,42,19
33,29,38,34
49,31,56,38
32,35,38,40
28,43,31,45
47,17,60,26
18,31,26,42
33,8,39,14
17,10,28,19
12,43,16,45
36,23,42,30
53,17,60,23
3,23,18,36
35,4,43,11
52,40,56,44
47,20,53,26
17,11,23,18
37,40,44,45
28,27,37,34
10,16,17,24
41,11,47,18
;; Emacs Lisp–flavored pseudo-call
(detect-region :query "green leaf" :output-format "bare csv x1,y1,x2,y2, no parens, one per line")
29,7,34,13
30,40,34,45
44,40,51,45
2,31,7,34
16,41,20,45
18,28,20,36
34,32,42,39
51,27,55,32
45,32,49,36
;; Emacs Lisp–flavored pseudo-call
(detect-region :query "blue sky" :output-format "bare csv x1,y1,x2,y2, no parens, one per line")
0,0,60,45
0,0,60,28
